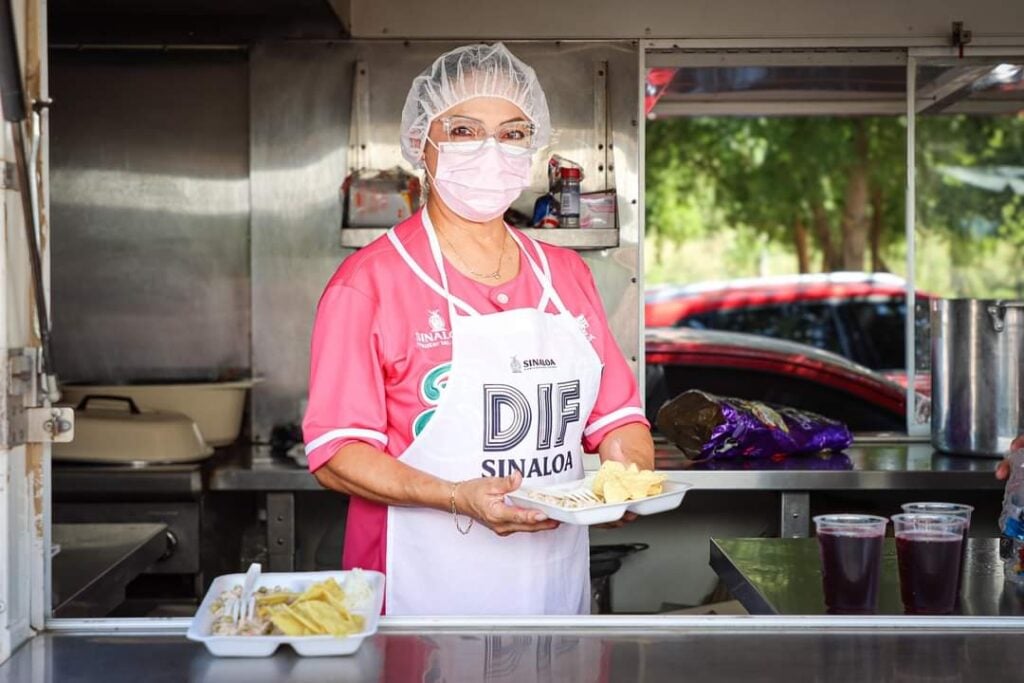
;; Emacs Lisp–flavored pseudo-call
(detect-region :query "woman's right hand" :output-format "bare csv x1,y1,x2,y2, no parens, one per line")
456,472,560,537
996,436,1024,480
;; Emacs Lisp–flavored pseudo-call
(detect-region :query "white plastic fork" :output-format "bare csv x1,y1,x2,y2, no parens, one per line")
538,487,602,505
231,562,261,625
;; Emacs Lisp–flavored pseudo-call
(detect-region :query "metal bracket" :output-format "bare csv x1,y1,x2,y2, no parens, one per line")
952,21,972,58
26,407,74,443
3,349,73,446
593,61,610,190
266,493,295,571
1,161,17,190
780,492,811,538
348,61,370,174
2,349,34,448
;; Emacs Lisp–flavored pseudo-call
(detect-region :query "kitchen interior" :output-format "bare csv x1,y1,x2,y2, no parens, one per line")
0,0,1021,678
45,2,655,617
40,0,1024,622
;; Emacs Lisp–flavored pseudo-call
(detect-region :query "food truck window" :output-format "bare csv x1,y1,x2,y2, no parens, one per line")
644,51,910,433
909,55,1024,435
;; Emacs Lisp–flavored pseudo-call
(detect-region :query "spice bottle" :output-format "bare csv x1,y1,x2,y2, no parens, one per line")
559,167,581,228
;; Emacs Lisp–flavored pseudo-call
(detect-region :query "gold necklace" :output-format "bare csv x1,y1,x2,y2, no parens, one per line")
438,228,509,281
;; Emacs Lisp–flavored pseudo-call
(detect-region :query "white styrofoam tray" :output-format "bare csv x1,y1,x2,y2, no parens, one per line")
186,570,384,657
505,476,692,525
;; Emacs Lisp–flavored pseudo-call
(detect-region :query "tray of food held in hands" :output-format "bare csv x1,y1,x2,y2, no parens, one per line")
186,569,383,657
506,461,691,525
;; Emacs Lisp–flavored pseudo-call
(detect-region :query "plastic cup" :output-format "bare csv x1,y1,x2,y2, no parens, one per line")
901,502,973,595
813,514,888,614
892,513,967,615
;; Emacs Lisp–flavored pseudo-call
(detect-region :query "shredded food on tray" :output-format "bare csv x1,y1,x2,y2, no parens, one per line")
523,489,600,509
210,572,373,637
523,462,668,509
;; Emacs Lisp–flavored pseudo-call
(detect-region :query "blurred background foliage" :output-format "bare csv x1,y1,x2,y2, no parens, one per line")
645,114,1024,298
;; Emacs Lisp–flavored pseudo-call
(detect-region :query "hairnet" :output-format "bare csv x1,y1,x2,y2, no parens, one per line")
400,43,551,167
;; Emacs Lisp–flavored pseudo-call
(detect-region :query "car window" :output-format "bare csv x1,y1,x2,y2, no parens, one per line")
840,298,906,370
681,303,845,355
649,364,904,432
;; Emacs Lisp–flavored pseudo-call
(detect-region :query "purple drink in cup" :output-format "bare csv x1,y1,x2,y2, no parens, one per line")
901,502,973,596
813,515,888,614
892,513,967,615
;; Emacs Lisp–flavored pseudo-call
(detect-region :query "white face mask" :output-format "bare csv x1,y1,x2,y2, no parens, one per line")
426,138,533,223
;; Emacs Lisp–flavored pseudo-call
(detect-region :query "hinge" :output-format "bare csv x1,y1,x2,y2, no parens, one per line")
2,349,33,448
1,161,17,190
26,407,74,443
3,349,71,447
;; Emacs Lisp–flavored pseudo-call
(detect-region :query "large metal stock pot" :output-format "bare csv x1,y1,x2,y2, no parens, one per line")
932,299,1024,456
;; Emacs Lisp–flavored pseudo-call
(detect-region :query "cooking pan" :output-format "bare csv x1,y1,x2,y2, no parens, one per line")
61,379,259,447
53,395,213,465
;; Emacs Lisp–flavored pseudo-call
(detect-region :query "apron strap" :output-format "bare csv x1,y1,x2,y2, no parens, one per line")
514,232,571,317
387,229,479,319
399,211,570,319
506,230,552,314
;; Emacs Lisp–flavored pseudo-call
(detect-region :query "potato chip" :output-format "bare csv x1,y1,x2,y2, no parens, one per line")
592,460,624,498
318,578,346,604
591,461,666,503
295,586,329,604
294,600,363,637
256,592,294,607
603,478,629,504
268,607,309,636
282,603,321,634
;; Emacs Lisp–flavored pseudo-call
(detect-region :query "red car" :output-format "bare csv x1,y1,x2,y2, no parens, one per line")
645,272,922,374
645,327,910,432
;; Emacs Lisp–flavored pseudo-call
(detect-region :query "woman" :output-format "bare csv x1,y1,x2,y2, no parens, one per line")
303,43,653,616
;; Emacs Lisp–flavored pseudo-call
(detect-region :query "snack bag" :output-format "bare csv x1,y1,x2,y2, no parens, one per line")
656,390,852,461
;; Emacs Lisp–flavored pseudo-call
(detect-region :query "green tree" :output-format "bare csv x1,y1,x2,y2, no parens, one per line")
916,114,1024,294
647,116,906,274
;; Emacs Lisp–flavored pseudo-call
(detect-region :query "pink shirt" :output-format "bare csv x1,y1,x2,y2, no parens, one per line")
303,210,648,572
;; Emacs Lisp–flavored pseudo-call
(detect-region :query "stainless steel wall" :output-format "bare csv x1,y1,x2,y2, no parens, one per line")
249,41,640,440
48,42,639,438
249,42,353,440
50,50,251,383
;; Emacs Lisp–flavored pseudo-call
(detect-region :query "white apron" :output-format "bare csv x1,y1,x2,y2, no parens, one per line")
384,217,602,615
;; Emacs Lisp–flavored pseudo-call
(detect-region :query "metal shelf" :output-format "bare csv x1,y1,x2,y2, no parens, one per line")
340,227,619,251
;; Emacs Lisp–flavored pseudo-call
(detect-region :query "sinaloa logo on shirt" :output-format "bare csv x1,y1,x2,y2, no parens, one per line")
415,309,452,349
412,362,451,436
510,355,557,373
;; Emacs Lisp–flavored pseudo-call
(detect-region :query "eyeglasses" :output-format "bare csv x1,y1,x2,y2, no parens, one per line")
434,115,537,152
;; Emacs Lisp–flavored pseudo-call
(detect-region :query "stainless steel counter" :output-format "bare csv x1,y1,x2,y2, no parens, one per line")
208,447,319,492
711,537,1024,617
52,523,170,618
208,440,1004,493
3,624,1022,682
208,441,1007,571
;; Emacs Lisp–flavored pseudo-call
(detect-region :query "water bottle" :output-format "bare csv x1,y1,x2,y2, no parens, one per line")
999,450,1024,583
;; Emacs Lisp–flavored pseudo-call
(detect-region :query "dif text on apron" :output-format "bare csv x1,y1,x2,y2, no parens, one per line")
384,214,603,615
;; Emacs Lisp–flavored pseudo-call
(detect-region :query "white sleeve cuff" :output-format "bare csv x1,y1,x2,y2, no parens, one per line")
304,428,388,455
583,406,648,437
